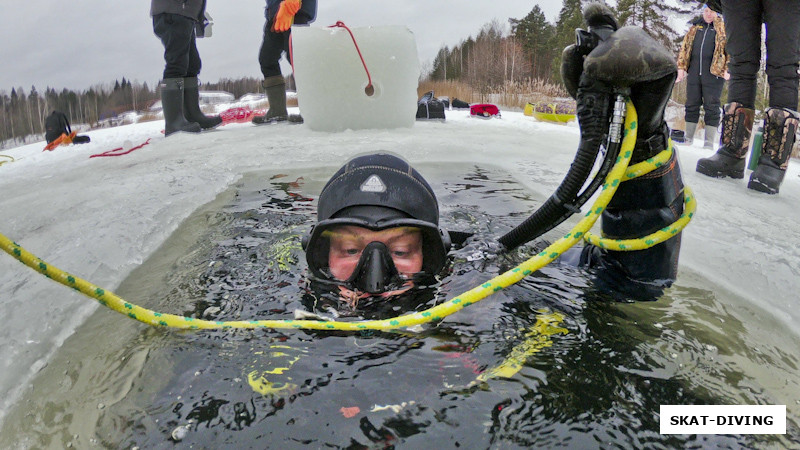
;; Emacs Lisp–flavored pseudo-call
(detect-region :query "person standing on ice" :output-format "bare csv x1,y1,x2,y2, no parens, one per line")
675,4,729,149
252,0,317,125
304,2,686,304
151,0,222,136
696,0,800,194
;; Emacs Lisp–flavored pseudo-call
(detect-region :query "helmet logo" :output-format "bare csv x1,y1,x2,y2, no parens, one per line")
360,174,386,193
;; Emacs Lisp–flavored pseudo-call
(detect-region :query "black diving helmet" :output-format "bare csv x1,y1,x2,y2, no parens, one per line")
303,153,451,294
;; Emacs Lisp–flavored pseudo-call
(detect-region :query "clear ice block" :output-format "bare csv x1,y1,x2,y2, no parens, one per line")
292,25,420,132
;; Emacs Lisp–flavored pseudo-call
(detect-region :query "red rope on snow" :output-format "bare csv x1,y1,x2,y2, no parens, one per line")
89,138,151,158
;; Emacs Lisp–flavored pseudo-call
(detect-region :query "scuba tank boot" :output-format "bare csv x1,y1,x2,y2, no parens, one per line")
696,102,754,178
747,107,800,194
598,124,685,285
683,121,697,146
161,78,202,137
182,76,222,129
253,76,289,124
703,125,717,150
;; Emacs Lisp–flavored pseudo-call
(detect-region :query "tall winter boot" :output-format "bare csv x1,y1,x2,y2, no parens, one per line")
696,102,755,179
183,76,222,129
252,76,289,124
682,121,697,145
703,125,717,150
161,78,202,137
747,107,800,194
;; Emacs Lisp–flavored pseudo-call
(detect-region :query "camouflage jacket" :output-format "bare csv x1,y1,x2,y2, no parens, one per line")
677,16,728,78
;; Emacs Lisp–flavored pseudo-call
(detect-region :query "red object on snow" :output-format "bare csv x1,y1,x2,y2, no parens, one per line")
340,406,360,418
43,131,77,151
470,104,500,118
219,107,266,125
89,138,151,158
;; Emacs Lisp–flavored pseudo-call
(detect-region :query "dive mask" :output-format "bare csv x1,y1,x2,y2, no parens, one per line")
303,215,451,294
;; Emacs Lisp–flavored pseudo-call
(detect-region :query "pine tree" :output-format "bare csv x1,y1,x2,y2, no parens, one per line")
510,5,557,81
551,0,585,82
430,47,450,81
616,0,695,49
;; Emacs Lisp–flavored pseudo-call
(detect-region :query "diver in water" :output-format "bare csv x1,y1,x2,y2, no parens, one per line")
303,3,684,305
302,152,451,308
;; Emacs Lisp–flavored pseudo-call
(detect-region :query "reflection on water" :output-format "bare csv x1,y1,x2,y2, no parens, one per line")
1,163,798,449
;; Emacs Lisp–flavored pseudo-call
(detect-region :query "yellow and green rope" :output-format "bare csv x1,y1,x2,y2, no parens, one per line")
0,100,694,332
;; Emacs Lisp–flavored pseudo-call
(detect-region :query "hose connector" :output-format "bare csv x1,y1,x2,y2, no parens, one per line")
609,94,626,144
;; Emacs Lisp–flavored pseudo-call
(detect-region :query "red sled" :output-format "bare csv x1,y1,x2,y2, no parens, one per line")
470,104,500,118
219,107,266,125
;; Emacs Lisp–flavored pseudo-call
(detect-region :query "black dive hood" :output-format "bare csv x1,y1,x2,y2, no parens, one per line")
303,153,452,294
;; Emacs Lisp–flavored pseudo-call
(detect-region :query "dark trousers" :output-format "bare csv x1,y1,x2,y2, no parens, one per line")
258,15,312,78
153,13,202,79
685,74,724,126
258,25,292,78
723,0,800,110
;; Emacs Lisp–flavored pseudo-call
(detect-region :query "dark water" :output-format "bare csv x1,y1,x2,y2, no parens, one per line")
2,163,797,449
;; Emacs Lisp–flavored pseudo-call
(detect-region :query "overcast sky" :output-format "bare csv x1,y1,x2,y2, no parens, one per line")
0,1,565,93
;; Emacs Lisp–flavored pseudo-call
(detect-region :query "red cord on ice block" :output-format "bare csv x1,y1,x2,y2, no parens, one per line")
290,21,375,96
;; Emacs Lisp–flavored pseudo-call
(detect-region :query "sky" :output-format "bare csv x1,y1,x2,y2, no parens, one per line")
0,0,565,93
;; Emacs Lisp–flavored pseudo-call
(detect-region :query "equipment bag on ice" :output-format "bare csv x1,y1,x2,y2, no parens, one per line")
45,111,72,144
44,110,90,146
416,91,446,120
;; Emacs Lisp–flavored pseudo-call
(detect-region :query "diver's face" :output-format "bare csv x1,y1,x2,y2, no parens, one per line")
328,225,423,281
703,7,716,23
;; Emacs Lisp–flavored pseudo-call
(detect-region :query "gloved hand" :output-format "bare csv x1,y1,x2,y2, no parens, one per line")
561,2,677,161
272,0,301,32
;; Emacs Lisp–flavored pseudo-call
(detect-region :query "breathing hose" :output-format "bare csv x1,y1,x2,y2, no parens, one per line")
499,91,627,250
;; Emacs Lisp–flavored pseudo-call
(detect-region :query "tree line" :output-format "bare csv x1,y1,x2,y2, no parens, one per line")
0,78,159,147
426,0,699,90
0,76,266,148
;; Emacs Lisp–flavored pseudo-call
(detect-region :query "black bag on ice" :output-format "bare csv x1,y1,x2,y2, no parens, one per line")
416,91,446,120
45,110,71,143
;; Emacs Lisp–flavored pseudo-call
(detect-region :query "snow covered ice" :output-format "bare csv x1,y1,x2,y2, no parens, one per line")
1,106,800,428
292,25,419,131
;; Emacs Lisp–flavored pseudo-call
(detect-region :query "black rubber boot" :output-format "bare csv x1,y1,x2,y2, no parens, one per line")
161,78,202,137
183,77,222,129
252,76,289,124
748,107,800,194
696,102,754,178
